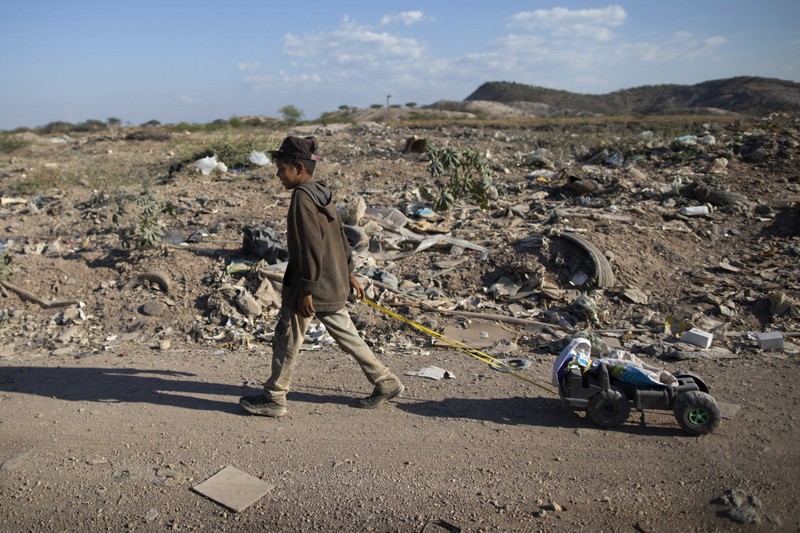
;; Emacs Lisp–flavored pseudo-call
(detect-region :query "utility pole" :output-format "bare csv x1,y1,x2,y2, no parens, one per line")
386,94,391,126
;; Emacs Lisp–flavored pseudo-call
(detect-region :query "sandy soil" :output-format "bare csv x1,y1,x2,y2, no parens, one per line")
1,114,799,531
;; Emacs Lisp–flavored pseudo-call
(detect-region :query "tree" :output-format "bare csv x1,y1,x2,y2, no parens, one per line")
107,117,122,127
338,105,351,112
279,105,304,121
142,119,161,127
405,102,417,109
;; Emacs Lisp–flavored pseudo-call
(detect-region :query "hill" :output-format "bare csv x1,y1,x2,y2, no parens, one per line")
462,76,800,116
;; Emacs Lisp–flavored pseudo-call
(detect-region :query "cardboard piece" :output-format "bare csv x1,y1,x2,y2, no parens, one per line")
717,401,741,420
192,466,275,512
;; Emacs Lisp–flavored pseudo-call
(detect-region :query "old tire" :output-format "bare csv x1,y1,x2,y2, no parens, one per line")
587,387,630,427
557,231,615,288
673,391,721,436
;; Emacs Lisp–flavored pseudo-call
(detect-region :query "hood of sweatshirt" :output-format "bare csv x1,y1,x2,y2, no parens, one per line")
296,181,336,220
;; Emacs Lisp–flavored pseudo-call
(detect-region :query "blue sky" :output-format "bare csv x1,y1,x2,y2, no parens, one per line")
1,1,798,130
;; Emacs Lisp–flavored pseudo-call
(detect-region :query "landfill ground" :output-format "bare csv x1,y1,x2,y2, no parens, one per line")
1,113,799,531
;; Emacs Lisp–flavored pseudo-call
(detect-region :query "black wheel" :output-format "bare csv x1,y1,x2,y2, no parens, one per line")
587,387,631,427
673,391,721,436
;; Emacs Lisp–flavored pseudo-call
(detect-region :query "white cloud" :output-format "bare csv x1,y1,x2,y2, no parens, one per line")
705,36,727,48
179,95,194,104
508,5,626,31
380,11,427,26
237,61,261,72
284,16,424,65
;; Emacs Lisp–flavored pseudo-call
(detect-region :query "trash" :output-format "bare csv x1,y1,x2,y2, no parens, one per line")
495,357,532,371
303,322,334,348
364,207,408,230
673,135,698,149
604,152,624,166
242,224,288,264
755,331,784,351
681,327,713,349
407,202,435,218
569,271,589,287
342,196,366,225
226,259,253,276
488,276,522,298
621,287,649,304
248,150,270,166
194,156,223,176
552,337,591,386
767,291,793,317
679,205,710,216
191,465,275,513
404,366,455,380
594,350,678,387
402,136,427,154
665,315,693,336
343,224,369,254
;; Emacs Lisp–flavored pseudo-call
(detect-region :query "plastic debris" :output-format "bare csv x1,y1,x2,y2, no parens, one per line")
249,150,270,166
194,156,217,176
404,366,455,380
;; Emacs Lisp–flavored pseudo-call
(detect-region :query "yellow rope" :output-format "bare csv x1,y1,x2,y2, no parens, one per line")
360,298,557,396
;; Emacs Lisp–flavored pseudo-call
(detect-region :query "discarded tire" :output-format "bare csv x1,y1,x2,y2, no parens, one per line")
673,391,721,436
587,387,630,427
557,231,615,288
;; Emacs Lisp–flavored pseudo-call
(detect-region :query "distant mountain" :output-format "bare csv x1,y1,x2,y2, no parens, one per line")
461,77,800,116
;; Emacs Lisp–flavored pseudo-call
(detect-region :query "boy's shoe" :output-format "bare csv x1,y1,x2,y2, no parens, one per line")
239,395,287,417
357,379,405,409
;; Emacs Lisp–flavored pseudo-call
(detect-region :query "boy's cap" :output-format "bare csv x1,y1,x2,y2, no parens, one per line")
269,136,323,161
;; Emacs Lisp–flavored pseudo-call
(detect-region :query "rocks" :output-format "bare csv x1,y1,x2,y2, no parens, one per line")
140,300,168,317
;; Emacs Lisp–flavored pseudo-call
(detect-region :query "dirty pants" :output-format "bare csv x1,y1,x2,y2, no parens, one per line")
264,306,392,403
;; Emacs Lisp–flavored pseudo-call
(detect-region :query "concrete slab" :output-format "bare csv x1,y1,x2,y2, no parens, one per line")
192,465,275,513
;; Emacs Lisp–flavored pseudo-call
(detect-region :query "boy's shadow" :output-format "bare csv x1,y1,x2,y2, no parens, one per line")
0,366,254,414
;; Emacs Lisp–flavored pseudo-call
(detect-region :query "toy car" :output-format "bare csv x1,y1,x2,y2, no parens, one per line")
553,338,721,435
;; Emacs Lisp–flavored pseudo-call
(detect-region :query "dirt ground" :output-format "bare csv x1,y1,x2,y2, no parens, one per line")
1,113,799,531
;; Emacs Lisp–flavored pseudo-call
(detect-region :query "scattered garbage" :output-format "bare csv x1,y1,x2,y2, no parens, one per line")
755,331,784,351
194,155,227,176
249,150,270,166
404,366,455,380
242,224,288,263
681,328,714,349
679,205,710,216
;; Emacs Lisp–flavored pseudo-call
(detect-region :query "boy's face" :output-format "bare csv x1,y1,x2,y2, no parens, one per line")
275,159,304,190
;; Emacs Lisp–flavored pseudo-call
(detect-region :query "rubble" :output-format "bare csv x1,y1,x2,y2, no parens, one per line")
0,114,796,368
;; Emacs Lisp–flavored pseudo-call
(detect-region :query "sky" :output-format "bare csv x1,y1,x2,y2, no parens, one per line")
1,1,798,130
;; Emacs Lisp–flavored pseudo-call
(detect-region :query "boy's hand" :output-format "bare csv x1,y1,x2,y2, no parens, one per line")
298,293,315,318
349,273,365,300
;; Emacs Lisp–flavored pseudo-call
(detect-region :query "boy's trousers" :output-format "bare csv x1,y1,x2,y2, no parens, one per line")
264,306,393,402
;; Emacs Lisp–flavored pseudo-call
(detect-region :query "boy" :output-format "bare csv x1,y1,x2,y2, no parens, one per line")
240,136,404,417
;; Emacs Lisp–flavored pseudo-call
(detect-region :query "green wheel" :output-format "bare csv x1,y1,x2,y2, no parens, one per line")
673,391,721,436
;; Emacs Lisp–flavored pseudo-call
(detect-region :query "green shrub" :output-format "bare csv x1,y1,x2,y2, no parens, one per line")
132,191,175,248
0,134,31,154
0,252,11,280
420,145,493,211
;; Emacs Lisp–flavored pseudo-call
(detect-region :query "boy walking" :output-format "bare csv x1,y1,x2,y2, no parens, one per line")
240,136,404,417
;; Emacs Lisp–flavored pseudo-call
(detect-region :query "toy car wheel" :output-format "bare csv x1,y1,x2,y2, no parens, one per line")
673,391,721,436
587,387,630,427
